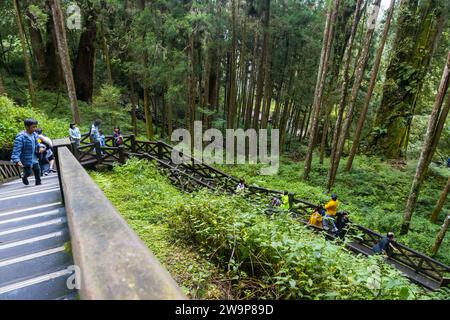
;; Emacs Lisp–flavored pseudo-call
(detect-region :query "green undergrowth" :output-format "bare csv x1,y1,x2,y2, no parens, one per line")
91,158,449,300
0,96,69,149
216,155,450,266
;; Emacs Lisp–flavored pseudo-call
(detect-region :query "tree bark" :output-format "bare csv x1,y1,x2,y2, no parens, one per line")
430,214,449,257
129,75,138,136
74,3,97,104
13,0,37,108
0,71,5,96
430,176,450,223
371,0,445,159
303,0,340,180
401,52,450,235
346,0,396,172
50,0,80,123
100,20,113,85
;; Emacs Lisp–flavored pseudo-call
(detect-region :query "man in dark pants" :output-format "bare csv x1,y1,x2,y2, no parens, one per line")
11,119,45,186
372,232,396,258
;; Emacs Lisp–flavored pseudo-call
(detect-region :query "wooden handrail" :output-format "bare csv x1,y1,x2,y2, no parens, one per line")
56,146,186,299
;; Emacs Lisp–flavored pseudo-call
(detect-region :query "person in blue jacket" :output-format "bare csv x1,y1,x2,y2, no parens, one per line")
11,119,45,186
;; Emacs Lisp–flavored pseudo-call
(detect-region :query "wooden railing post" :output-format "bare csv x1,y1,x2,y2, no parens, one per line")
95,141,103,164
157,141,163,159
288,192,294,210
118,145,125,164
130,134,136,153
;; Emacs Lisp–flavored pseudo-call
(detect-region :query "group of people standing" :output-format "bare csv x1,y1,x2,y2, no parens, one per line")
11,119,56,186
69,119,124,148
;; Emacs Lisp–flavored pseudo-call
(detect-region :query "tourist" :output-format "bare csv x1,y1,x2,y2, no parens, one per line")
113,127,123,147
69,123,81,146
372,232,396,257
90,119,101,143
236,179,245,192
11,119,45,186
308,206,324,228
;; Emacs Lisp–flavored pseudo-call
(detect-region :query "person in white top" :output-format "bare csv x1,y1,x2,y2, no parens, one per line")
69,123,81,146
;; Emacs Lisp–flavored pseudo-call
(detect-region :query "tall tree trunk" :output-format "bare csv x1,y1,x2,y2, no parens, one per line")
74,3,97,104
26,0,46,80
430,176,450,223
13,0,37,108
303,0,340,180
371,0,445,159
244,32,259,129
100,19,113,85
252,0,270,130
227,0,238,129
0,71,5,96
327,0,381,192
129,75,138,136
346,0,396,172
42,1,61,90
302,105,312,142
187,31,196,144
50,0,80,123
430,214,449,257
326,0,363,173
401,52,450,235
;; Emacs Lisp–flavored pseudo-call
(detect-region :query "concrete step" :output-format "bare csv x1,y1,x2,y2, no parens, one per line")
0,227,70,261
0,176,59,194
0,202,63,222
0,217,67,243
0,207,66,232
0,267,77,300
0,246,72,285
0,187,61,214
0,175,59,193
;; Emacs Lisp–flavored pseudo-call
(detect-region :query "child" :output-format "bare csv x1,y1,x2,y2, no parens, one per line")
11,119,45,185
99,130,106,147
69,123,81,146
113,127,123,146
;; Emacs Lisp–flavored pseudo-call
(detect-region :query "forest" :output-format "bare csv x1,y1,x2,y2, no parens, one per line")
0,0,449,300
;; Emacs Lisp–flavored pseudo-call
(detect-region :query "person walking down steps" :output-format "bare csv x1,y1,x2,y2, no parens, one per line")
11,118,45,186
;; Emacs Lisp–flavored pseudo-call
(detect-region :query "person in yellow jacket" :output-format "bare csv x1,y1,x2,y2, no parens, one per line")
281,191,290,209
308,206,324,228
324,194,339,217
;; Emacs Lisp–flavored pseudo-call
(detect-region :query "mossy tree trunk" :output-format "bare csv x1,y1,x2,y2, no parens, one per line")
370,0,446,159
430,214,449,256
